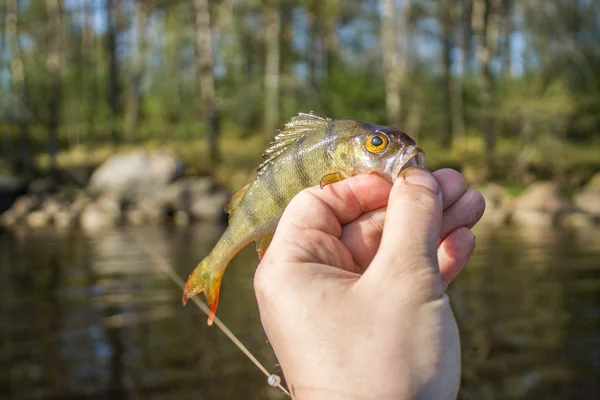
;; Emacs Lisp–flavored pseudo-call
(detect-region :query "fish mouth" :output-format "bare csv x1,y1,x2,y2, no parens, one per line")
392,146,425,182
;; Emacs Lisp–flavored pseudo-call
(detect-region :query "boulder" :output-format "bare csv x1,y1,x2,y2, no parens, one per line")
573,172,600,215
189,190,229,221
0,176,27,214
88,150,183,200
573,191,600,215
155,177,229,221
560,212,598,228
26,210,51,228
80,203,117,232
6,195,41,221
54,210,76,228
479,183,511,226
514,182,572,214
512,210,556,228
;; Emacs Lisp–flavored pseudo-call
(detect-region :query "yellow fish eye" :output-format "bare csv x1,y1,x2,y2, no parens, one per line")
365,133,389,153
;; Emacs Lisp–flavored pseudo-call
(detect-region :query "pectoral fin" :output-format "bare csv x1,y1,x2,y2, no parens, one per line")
319,172,343,189
256,234,274,260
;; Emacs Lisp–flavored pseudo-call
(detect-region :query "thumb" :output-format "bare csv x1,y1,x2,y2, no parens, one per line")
366,167,443,282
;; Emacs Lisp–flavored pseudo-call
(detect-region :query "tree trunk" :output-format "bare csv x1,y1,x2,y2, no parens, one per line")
193,0,220,166
461,0,473,74
106,0,120,143
502,0,513,79
380,0,402,127
440,0,454,149
307,0,322,88
82,0,96,143
6,0,32,175
1,0,11,164
126,0,148,142
264,7,281,138
45,0,62,175
472,0,501,174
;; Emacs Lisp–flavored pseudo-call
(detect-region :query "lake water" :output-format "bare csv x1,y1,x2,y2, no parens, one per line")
1,223,599,399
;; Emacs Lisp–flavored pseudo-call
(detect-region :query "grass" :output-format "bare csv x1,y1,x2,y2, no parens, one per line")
29,132,600,192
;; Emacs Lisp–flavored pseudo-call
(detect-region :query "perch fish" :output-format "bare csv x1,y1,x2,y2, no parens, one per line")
182,112,425,324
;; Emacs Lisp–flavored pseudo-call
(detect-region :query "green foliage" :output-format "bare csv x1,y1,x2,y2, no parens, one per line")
1,0,599,185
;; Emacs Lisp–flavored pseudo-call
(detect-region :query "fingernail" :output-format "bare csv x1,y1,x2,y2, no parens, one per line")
402,168,439,193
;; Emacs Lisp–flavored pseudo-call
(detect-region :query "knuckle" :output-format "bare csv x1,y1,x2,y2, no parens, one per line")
395,187,440,214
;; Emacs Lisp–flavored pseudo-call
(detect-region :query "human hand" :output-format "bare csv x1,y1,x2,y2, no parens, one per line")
254,168,485,399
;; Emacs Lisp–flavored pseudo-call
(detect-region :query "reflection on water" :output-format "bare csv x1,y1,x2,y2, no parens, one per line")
1,223,599,399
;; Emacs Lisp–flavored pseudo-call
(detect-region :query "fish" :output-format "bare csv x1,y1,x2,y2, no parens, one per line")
182,112,425,324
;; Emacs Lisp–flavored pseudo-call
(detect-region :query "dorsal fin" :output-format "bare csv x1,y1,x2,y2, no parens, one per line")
224,183,251,222
257,112,331,175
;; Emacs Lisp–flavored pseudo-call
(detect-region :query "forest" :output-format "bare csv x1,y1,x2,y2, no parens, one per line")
1,0,599,188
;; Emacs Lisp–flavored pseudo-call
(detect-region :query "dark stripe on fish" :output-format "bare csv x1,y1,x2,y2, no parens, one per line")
265,170,288,210
295,152,311,188
245,207,262,227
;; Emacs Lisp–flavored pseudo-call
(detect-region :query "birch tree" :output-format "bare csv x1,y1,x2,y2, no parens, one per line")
45,0,62,173
263,4,281,138
194,0,220,165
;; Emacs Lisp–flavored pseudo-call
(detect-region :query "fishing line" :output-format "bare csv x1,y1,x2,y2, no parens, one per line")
57,163,291,396
127,231,291,397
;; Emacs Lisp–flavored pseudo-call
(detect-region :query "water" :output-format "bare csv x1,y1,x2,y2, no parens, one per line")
0,223,599,399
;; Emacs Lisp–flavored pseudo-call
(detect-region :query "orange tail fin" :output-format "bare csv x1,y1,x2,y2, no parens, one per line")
182,259,223,326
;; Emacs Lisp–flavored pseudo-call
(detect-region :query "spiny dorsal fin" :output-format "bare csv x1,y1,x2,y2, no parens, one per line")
224,183,251,222
257,112,332,176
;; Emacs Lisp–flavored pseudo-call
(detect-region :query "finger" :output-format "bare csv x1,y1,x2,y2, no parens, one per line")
433,168,467,210
439,189,486,243
438,227,476,289
340,169,469,271
276,173,392,239
339,207,386,272
367,167,443,280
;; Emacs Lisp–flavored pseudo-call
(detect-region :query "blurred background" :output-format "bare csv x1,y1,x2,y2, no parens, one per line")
1,0,599,399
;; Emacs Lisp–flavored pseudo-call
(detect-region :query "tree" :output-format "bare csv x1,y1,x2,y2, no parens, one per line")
263,3,281,138
45,0,62,174
194,0,220,165
106,0,121,143
379,0,402,127
472,0,502,173
126,0,149,141
6,0,32,175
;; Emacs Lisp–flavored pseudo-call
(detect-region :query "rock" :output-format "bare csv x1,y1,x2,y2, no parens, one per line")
150,177,228,222
560,212,598,228
70,193,91,215
53,211,76,228
26,211,51,228
174,210,190,226
479,183,511,226
0,176,27,214
0,209,20,227
41,198,62,217
514,182,572,214
80,204,117,232
126,208,147,225
573,191,600,215
583,172,600,192
189,190,229,221
95,194,122,218
135,196,169,222
573,173,600,215
88,150,183,199
8,195,41,220
512,210,556,228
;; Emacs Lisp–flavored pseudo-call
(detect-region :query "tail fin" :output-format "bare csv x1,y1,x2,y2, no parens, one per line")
182,258,223,326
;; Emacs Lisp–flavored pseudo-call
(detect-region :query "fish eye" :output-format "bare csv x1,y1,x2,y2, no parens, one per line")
365,133,389,153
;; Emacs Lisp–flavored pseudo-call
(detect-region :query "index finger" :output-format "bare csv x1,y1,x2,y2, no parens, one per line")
277,173,392,239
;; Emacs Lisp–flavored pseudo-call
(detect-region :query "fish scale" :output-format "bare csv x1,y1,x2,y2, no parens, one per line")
182,112,425,324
